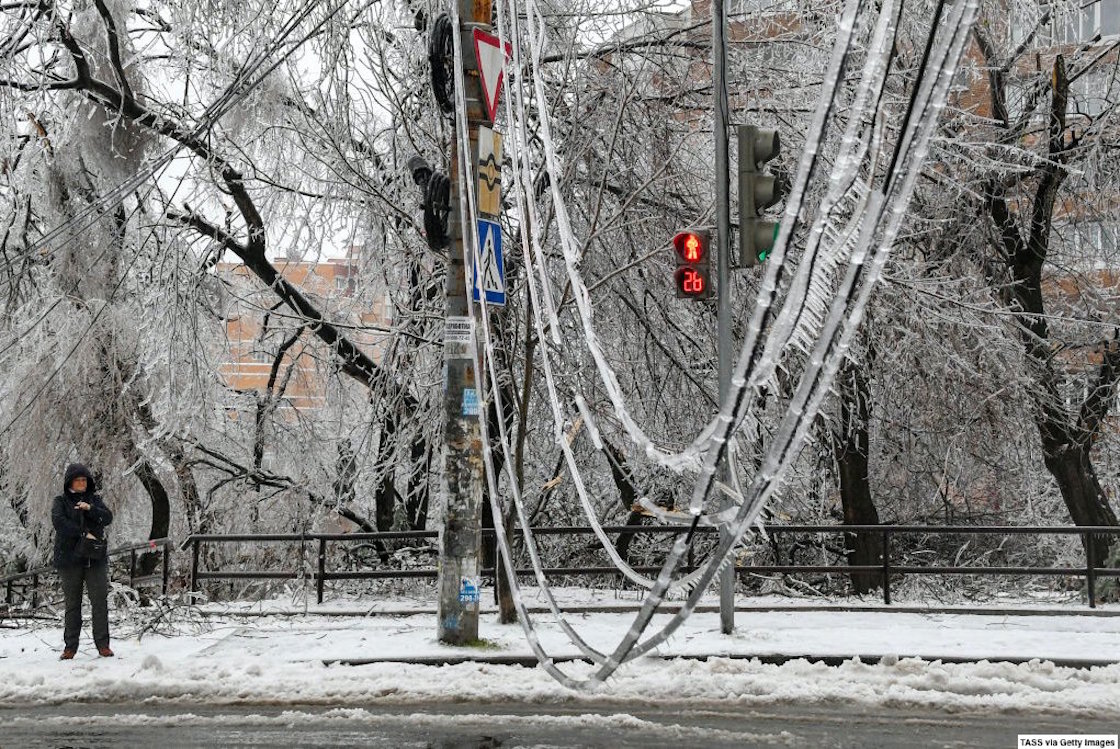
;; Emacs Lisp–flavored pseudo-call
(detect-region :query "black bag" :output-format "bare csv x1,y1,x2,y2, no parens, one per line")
76,513,107,560
76,535,107,559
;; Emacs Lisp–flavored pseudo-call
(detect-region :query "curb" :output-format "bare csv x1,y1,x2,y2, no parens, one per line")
324,652,1120,670
201,603,1120,618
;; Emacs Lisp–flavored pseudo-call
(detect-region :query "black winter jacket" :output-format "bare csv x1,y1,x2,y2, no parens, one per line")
52,463,113,568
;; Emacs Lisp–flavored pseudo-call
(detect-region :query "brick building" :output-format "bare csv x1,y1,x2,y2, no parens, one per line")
217,251,391,410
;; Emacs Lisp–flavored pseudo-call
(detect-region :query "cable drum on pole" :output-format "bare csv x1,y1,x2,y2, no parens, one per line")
429,13,457,117
424,172,452,249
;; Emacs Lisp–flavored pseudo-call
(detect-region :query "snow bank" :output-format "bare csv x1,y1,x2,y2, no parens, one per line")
2,601,1119,716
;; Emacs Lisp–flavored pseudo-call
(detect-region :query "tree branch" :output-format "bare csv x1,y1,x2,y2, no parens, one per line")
92,0,133,102
972,25,1009,128
1078,332,1120,445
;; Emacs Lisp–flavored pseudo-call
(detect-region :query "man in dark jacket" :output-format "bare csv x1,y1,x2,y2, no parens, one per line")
52,463,114,659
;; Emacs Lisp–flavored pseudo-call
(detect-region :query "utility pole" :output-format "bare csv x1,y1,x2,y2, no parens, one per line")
712,0,735,635
436,0,494,645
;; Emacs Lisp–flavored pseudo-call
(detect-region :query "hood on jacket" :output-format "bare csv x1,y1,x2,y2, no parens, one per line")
63,463,97,494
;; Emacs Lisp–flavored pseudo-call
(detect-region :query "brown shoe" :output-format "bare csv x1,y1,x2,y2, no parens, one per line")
97,646,114,657
60,649,76,660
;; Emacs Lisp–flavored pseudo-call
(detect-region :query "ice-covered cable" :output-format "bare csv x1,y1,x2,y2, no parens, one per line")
450,1,622,675
617,0,980,668
505,0,973,686
471,0,719,592
488,0,860,684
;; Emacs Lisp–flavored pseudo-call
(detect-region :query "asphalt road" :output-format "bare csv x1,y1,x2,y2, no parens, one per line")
1,700,1114,748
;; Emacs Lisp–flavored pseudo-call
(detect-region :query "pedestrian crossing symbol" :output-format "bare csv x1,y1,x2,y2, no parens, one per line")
472,219,505,307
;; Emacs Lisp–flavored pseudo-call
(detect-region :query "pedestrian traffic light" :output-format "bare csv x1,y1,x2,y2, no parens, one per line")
673,229,712,300
738,125,785,266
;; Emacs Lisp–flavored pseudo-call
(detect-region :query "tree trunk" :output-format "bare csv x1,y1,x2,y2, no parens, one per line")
975,51,1120,569
480,394,517,624
374,416,397,533
495,507,517,624
603,440,647,563
832,357,882,594
132,458,171,542
1044,445,1118,567
405,436,431,530
615,510,646,562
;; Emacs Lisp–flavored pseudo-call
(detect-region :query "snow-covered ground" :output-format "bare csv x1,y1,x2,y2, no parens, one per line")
1,588,1119,718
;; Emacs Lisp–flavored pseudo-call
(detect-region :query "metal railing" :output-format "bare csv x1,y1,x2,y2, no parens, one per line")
1,538,172,614
181,524,1120,608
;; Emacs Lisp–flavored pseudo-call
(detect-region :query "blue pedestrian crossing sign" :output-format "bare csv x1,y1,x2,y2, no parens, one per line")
472,218,506,307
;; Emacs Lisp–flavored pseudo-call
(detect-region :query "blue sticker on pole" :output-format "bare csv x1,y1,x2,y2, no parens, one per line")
459,577,479,605
472,218,506,306
461,387,479,416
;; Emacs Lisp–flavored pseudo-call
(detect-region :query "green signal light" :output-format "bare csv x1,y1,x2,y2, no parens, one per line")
756,226,779,263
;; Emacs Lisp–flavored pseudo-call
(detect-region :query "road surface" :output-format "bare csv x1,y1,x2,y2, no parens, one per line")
1,699,1112,748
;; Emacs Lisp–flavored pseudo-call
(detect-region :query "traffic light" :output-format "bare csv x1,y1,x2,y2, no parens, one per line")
738,124,785,266
673,229,712,300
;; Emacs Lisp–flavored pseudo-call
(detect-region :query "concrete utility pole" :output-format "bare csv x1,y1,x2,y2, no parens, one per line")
712,0,735,635
436,0,494,645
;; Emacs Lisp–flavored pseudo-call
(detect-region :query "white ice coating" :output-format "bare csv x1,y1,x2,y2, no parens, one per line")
452,1,667,684
492,0,720,592
683,0,866,516
452,0,978,689
612,0,982,669
451,1,719,682
519,0,722,476
26,0,349,260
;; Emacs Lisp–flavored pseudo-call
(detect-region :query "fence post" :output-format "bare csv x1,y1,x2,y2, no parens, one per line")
1086,533,1097,609
129,549,137,588
317,537,326,605
162,544,170,596
5,579,11,606
190,538,200,596
31,573,38,608
881,530,891,605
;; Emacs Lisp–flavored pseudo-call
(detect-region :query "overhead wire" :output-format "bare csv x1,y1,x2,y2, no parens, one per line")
462,0,865,685
607,0,980,668
461,0,978,688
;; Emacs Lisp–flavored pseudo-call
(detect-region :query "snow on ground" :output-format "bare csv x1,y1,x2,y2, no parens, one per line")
1,588,1118,717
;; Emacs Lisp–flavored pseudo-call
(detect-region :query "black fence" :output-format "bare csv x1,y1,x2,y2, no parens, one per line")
1,538,172,614
181,524,1120,608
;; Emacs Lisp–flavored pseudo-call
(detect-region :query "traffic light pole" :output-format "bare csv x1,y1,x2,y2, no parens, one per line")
712,0,735,634
436,0,490,646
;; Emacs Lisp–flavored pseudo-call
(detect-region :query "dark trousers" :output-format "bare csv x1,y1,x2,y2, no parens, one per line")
59,563,110,650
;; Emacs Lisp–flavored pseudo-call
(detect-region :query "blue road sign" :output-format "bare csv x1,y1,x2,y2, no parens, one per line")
472,218,506,306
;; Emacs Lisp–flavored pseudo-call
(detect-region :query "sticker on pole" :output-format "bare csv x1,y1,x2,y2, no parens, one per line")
461,387,479,416
472,218,505,306
472,29,512,123
458,577,480,605
446,316,474,345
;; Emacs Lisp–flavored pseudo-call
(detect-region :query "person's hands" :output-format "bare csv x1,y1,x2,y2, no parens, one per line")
75,501,91,511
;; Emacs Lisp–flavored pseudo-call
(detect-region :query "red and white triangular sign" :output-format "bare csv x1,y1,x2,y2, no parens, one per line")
472,29,512,123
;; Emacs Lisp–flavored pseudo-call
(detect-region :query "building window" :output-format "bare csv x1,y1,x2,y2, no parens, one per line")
1071,67,1113,118
1061,1,1120,43
1063,218,1120,258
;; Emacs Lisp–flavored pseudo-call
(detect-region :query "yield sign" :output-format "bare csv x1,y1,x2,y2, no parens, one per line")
472,29,512,123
